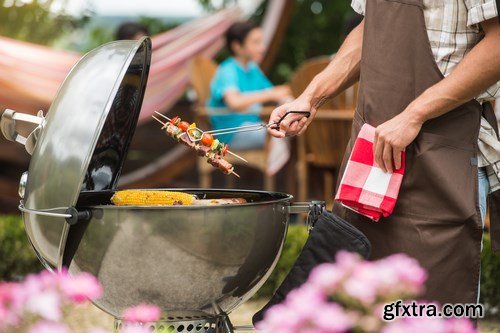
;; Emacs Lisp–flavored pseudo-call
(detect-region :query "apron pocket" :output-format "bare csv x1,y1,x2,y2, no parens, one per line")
403,131,477,222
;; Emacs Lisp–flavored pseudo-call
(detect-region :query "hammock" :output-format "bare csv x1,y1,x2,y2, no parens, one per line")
0,8,240,123
0,1,291,124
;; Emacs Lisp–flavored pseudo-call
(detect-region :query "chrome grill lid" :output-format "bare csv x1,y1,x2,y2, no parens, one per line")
20,38,151,268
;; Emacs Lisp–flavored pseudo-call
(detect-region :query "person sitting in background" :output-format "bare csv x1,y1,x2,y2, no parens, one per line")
207,21,292,151
116,22,150,40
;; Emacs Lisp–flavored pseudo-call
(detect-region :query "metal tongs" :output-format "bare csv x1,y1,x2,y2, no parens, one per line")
202,111,311,140
152,110,311,164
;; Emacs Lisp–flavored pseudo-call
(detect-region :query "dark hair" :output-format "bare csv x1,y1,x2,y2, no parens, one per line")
116,22,150,40
225,21,259,54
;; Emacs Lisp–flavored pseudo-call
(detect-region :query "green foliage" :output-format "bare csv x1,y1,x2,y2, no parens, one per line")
267,0,354,83
253,224,309,299
480,234,500,318
0,0,89,45
0,215,43,281
197,0,238,11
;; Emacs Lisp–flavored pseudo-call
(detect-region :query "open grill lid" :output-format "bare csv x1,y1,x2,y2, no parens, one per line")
24,37,151,213
0,38,151,269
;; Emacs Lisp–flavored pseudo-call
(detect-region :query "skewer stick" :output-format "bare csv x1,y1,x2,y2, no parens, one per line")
153,113,242,177
227,150,248,163
154,111,171,122
152,115,166,126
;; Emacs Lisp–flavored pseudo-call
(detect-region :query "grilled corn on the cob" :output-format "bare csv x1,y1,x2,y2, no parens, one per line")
111,190,195,206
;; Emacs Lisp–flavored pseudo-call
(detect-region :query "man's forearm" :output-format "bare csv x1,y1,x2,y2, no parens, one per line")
301,20,364,109
408,19,500,123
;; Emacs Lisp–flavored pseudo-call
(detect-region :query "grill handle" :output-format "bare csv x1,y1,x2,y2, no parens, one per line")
1,109,45,155
287,201,325,229
18,201,92,225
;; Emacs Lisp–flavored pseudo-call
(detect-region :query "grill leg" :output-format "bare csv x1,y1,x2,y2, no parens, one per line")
217,313,234,333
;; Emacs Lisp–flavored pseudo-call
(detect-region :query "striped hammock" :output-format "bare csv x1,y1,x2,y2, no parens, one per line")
0,7,241,124
0,0,290,125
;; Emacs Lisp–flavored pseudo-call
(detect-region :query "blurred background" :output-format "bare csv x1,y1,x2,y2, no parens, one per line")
0,1,498,331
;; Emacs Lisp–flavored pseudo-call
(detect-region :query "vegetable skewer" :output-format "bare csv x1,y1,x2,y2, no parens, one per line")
154,111,248,163
152,115,240,178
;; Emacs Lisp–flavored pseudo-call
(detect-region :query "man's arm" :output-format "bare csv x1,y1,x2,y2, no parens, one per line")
374,18,500,173
268,20,364,137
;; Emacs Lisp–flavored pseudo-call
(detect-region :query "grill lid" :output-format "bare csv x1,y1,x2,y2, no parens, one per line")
24,37,151,212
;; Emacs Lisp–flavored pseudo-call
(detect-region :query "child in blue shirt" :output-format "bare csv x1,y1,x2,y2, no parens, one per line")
207,21,292,150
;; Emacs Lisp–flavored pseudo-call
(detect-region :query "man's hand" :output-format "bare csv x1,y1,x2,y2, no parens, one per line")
267,98,316,138
374,110,423,173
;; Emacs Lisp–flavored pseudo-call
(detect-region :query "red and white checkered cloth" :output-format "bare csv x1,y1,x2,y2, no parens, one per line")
335,124,406,221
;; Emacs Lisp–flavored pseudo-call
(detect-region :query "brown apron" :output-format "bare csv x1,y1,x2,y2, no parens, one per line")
333,0,499,304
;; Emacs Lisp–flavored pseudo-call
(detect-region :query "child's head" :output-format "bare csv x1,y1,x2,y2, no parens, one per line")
226,21,265,63
116,22,150,40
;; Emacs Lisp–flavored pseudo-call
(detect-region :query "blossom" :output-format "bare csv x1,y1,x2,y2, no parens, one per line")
123,304,162,323
381,316,476,333
258,251,474,333
59,272,103,303
28,321,71,333
121,325,153,333
24,290,62,321
314,303,354,332
308,264,346,293
445,318,477,333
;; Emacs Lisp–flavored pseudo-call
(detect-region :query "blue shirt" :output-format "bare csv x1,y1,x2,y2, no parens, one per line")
207,57,273,143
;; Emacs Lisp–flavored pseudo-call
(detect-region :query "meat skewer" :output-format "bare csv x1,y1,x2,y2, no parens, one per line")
152,115,240,177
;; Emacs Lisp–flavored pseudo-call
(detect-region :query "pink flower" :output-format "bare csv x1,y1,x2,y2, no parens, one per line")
308,264,346,293
343,276,377,305
123,304,161,323
121,324,154,333
285,284,326,318
314,303,353,332
383,317,448,333
28,321,71,333
257,303,304,332
380,254,427,295
24,290,62,321
446,318,477,333
60,272,103,303
335,251,362,273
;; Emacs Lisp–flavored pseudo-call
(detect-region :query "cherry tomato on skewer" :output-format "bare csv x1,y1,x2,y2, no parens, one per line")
201,133,214,146
178,121,190,132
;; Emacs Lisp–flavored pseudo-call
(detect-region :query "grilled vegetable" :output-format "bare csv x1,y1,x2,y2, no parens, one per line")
211,139,220,151
111,190,196,206
170,116,180,126
178,121,190,132
201,133,214,146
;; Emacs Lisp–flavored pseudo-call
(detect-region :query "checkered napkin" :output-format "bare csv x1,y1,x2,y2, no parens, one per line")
335,124,406,221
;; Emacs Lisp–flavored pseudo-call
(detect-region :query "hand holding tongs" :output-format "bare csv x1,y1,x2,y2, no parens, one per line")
192,111,311,141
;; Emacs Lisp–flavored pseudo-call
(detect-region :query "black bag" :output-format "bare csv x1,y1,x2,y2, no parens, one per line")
252,210,371,325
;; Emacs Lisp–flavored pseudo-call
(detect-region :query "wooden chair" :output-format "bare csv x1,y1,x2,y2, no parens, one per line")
289,56,357,208
189,56,275,190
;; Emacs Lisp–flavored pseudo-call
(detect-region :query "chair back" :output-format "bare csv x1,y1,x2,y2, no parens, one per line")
189,56,218,107
289,56,356,168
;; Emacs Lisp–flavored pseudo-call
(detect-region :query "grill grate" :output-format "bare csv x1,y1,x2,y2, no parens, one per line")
114,315,226,333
